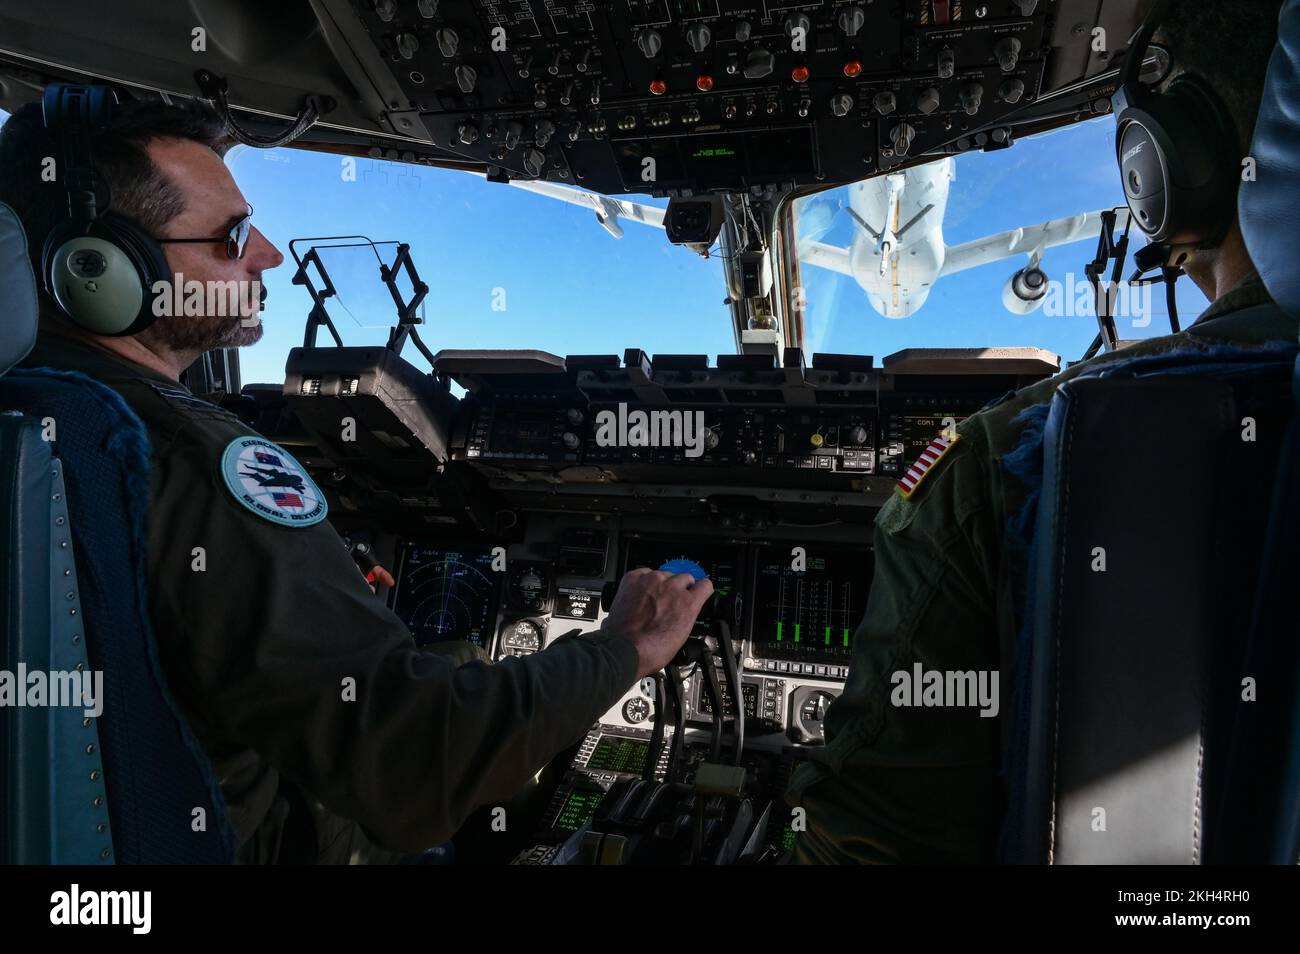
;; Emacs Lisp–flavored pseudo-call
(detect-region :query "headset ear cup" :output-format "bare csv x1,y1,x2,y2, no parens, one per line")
1117,75,1241,248
43,222,152,336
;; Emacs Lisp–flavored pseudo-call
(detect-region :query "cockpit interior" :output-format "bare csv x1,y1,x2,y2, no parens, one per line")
2,0,1298,877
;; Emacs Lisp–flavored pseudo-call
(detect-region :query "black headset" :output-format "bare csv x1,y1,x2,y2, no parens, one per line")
41,83,171,336
1113,0,1243,256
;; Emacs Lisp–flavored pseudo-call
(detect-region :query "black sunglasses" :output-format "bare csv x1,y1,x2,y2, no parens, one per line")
157,205,254,260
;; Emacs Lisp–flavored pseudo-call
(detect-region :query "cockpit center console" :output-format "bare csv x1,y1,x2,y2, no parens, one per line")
253,342,1058,861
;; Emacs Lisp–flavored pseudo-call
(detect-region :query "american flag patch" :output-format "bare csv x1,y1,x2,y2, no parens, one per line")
272,492,304,509
897,433,960,499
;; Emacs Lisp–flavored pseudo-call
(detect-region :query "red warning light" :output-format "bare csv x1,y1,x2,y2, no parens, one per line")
791,65,811,84
843,60,863,78
696,74,714,92
649,78,668,95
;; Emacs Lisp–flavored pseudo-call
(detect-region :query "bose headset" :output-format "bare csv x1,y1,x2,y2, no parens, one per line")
41,83,171,336
1113,0,1245,263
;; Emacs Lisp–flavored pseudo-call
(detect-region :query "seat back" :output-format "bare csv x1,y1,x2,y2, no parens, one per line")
0,201,236,863
1006,348,1295,864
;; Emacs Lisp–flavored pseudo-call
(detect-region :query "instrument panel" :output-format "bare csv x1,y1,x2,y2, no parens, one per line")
444,348,1057,500
386,527,869,747
269,342,1069,862
347,0,1069,194
281,342,1061,860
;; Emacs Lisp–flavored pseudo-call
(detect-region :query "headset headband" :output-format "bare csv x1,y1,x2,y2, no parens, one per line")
42,84,116,228
1113,0,1172,113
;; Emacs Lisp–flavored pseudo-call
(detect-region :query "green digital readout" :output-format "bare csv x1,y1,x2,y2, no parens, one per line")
585,735,650,775
554,789,607,834
754,545,868,664
690,146,738,160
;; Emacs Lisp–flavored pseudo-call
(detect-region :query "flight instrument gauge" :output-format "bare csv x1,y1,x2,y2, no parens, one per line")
501,618,545,657
790,688,839,744
622,696,652,725
507,561,553,613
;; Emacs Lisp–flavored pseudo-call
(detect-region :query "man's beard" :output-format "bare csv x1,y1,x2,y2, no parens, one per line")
137,311,264,353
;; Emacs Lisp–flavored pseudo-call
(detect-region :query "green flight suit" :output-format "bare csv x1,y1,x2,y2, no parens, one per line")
786,273,1298,863
22,329,640,864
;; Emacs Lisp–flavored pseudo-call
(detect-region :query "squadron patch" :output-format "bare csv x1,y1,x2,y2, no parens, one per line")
896,433,960,499
220,436,327,528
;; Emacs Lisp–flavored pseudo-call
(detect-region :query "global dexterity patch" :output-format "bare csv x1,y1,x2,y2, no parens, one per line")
896,433,960,499
220,435,328,527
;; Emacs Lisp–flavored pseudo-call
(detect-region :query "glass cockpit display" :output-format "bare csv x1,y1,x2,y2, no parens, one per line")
622,538,740,639
750,546,870,665
897,412,966,470
584,735,651,776
390,545,501,649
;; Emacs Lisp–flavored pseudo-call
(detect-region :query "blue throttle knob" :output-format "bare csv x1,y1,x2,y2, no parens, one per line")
659,558,707,581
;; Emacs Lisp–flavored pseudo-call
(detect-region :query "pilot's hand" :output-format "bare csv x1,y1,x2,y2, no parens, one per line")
366,564,396,592
419,640,493,667
600,568,714,678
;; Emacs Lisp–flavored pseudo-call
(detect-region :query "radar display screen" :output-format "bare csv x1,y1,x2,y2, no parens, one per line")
623,538,740,638
751,545,870,665
584,735,651,775
390,545,501,649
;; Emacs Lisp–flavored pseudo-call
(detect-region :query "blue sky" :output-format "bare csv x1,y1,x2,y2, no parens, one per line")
226,145,725,385
227,116,1212,384
796,118,1210,360
2,106,1212,385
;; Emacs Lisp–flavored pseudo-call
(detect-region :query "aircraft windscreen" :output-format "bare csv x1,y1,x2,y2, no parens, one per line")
0,106,1219,382
792,117,1212,361
224,147,734,386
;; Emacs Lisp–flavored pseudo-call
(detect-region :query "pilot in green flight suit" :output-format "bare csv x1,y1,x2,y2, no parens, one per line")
20,329,656,864
1,98,713,863
786,274,1296,864
786,2,1294,863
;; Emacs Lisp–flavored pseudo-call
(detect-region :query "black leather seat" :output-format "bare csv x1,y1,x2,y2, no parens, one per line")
1002,0,1300,865
0,201,237,863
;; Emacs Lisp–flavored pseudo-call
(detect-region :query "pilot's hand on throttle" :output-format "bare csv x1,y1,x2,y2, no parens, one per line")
600,568,714,678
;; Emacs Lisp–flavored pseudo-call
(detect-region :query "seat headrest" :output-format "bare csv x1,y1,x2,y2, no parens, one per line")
1240,0,1300,322
1,202,39,375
